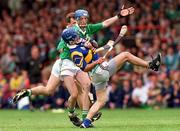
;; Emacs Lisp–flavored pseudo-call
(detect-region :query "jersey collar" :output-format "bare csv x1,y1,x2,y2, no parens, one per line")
75,24,86,35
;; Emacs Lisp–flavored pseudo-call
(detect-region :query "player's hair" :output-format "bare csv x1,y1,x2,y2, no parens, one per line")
66,12,75,23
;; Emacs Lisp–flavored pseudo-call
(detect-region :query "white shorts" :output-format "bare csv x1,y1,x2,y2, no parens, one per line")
92,59,117,90
51,59,81,80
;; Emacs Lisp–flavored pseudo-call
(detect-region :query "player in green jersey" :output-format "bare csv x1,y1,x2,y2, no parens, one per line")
57,6,134,59
56,6,135,120
12,12,91,127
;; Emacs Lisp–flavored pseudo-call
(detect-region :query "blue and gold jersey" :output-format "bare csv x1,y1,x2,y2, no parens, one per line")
70,44,99,70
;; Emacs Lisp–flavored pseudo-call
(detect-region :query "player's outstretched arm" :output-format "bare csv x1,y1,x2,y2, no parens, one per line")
95,25,128,53
102,6,134,28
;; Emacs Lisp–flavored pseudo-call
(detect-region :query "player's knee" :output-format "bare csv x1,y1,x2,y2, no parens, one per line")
122,52,132,61
46,88,55,95
82,82,91,92
70,92,78,100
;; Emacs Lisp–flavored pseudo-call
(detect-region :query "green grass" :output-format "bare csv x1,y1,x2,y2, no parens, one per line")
0,109,180,131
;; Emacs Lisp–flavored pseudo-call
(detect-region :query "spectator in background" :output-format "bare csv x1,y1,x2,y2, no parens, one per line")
37,37,48,63
26,45,43,108
122,80,133,108
9,70,23,92
26,45,42,87
15,35,30,69
53,85,69,108
147,74,163,109
173,81,180,107
164,47,179,71
108,82,122,109
161,78,174,107
0,46,16,75
132,79,149,108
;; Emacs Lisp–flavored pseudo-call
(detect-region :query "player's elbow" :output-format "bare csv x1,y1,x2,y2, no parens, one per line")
102,16,118,28
102,22,108,28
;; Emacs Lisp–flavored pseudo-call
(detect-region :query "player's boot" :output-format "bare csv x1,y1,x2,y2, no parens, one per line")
91,112,102,122
12,89,30,104
148,53,162,71
80,118,94,128
68,112,82,127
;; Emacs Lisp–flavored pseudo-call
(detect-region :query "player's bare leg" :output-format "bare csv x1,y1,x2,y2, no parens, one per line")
31,74,60,95
76,80,102,121
76,81,84,110
12,73,60,103
80,88,107,128
75,71,91,120
113,52,161,71
63,75,82,127
13,71,82,127
63,76,78,111
113,52,148,69
86,88,107,120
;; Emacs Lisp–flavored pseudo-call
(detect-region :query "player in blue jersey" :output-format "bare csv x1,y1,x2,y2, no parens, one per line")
61,27,162,128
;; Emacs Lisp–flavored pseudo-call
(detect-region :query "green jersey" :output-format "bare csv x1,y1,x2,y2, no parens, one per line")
57,23,103,59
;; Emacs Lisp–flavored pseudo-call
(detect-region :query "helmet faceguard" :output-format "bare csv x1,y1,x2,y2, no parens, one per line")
75,9,89,28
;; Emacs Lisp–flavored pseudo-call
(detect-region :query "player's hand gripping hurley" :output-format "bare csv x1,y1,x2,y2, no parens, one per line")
95,25,128,58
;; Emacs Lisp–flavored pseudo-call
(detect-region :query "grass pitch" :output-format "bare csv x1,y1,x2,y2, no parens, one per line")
0,109,180,131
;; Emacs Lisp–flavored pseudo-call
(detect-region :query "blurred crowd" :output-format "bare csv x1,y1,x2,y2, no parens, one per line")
0,0,179,110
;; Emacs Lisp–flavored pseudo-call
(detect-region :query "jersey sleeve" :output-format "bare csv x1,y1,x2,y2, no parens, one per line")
87,23,103,35
71,52,87,70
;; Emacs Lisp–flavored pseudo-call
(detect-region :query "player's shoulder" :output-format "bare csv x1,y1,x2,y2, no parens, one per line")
58,38,66,44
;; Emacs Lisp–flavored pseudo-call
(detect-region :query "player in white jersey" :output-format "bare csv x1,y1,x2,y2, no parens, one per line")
61,27,162,128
